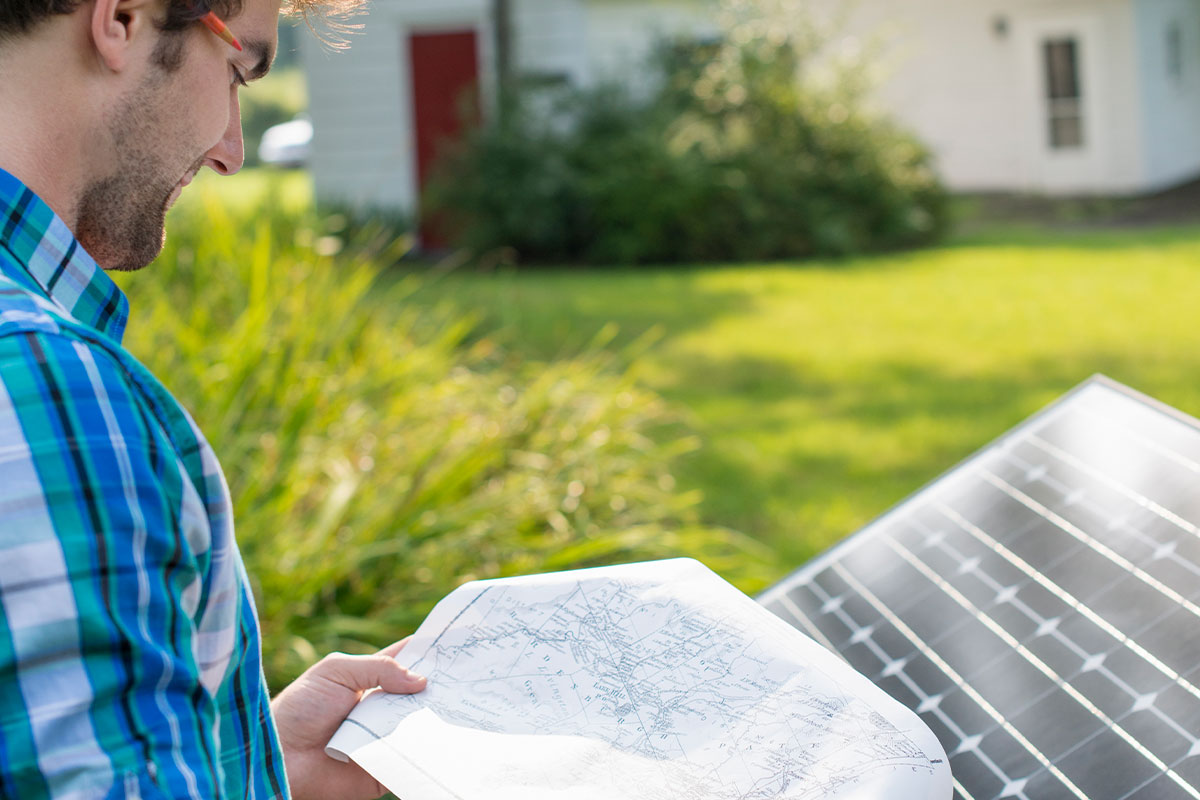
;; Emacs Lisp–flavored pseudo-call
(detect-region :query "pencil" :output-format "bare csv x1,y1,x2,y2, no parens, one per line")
201,11,242,51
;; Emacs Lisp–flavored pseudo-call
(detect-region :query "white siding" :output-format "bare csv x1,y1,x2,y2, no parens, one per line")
1133,0,1200,190
300,0,493,214
821,0,1144,193
300,0,716,214
512,0,590,86
860,0,1029,191
302,0,1200,209
582,0,720,89
513,0,721,93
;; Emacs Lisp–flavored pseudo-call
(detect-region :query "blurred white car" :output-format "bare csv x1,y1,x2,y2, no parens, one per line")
258,115,312,167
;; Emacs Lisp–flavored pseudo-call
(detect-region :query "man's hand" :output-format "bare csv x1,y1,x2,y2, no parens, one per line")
272,639,427,800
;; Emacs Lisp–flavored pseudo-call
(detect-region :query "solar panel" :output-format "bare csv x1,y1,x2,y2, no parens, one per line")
760,376,1200,800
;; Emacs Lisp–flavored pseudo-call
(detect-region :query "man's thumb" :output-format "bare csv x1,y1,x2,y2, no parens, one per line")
322,653,427,696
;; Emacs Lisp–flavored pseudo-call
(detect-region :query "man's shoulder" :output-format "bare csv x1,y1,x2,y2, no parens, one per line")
0,266,221,530
0,254,67,340
0,281,220,558
0,257,148,407
0,272,158,462
0,321,146,461
0,267,130,394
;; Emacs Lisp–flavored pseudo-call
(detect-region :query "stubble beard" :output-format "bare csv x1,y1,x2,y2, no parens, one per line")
75,172,170,273
75,65,199,272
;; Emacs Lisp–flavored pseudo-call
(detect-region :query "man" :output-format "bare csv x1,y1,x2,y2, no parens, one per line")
0,0,426,797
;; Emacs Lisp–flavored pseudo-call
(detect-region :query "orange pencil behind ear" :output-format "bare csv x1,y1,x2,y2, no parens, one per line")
200,11,242,51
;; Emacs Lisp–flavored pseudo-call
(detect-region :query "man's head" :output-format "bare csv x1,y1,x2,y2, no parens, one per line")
72,0,282,271
0,0,356,271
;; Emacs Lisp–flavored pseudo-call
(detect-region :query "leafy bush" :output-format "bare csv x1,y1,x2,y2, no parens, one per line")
424,0,948,265
118,179,772,688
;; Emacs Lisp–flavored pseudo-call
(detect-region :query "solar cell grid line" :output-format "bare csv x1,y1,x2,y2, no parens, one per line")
886,533,1200,800
789,571,985,760
953,777,980,800
1069,397,1200,475
1034,401,1200,537
781,559,1076,800
768,542,1080,796
988,450,1200,594
940,503,1195,695
894,491,1192,796
903,522,1097,711
1003,472,1191,570
937,502,1200,705
993,441,1181,554
1029,430,1200,529
830,561,1088,800
981,470,1200,624
901,522,1069,684
758,376,1200,800
766,591,842,657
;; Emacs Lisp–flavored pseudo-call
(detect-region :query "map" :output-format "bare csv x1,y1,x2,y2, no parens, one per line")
326,559,950,800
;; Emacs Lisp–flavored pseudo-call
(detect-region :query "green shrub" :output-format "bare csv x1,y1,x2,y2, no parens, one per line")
424,0,947,265
117,178,772,689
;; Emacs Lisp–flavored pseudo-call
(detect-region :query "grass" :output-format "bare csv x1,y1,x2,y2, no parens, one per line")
174,170,1200,582
183,167,311,213
402,225,1200,570
125,173,773,686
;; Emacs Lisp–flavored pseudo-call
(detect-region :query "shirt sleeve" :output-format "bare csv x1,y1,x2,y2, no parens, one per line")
0,330,227,800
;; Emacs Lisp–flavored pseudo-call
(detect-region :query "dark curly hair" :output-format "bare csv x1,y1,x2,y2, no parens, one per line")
0,0,239,36
0,0,362,51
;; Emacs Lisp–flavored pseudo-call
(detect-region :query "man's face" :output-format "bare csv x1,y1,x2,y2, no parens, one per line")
75,0,281,272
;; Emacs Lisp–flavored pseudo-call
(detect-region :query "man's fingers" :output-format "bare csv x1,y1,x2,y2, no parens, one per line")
320,653,427,696
377,637,411,659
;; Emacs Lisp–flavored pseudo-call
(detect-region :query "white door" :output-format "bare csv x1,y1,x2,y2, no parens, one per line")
1016,14,1108,192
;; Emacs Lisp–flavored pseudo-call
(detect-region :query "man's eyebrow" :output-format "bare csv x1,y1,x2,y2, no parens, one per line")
242,39,275,81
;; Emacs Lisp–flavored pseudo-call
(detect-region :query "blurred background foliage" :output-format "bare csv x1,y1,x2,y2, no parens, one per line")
241,24,306,168
424,0,947,265
115,181,773,689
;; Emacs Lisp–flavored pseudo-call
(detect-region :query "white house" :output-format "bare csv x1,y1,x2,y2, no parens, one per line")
299,0,717,223
834,0,1200,195
299,0,1200,220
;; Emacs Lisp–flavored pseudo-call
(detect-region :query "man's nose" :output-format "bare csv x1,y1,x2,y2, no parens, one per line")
204,92,245,176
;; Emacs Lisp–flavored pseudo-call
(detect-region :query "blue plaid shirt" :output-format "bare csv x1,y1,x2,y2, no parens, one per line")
0,168,289,799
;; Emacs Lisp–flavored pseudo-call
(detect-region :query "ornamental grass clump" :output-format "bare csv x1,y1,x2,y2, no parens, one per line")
118,180,772,688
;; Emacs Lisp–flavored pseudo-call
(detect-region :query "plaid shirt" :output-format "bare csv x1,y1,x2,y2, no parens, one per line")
0,168,289,799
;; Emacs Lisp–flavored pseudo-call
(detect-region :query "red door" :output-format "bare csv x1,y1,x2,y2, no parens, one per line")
409,30,480,249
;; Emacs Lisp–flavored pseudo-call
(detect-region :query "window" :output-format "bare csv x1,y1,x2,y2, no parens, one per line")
1044,38,1084,149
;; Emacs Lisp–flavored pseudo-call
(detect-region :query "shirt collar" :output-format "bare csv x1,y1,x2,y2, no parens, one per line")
0,167,129,342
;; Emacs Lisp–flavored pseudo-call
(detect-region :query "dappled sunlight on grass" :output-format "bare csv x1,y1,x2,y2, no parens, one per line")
410,230,1200,570
153,170,1200,578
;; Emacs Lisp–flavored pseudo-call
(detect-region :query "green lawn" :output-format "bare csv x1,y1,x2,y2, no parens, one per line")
178,170,1200,577
404,226,1200,569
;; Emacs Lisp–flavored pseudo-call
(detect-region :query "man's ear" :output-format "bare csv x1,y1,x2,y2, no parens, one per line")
90,0,161,72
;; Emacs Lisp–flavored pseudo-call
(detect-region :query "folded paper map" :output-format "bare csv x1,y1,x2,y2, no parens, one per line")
326,558,951,799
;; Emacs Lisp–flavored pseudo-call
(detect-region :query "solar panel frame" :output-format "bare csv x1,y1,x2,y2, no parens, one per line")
759,375,1200,800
